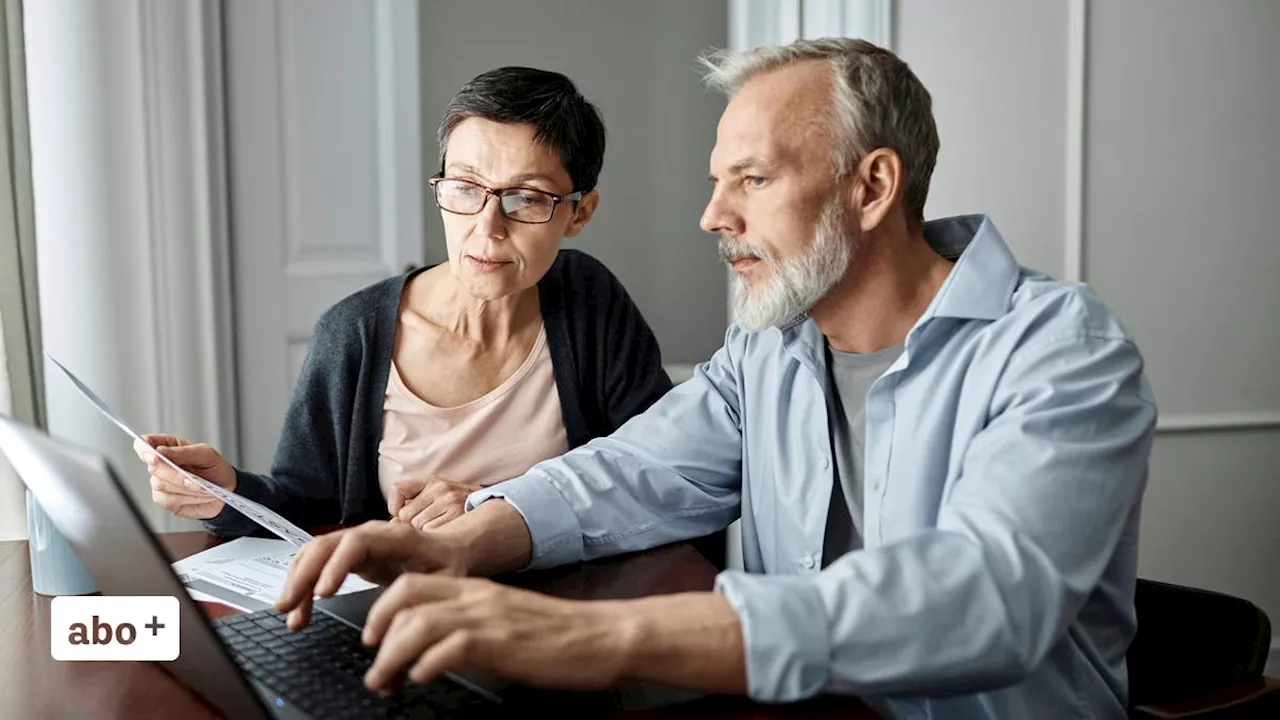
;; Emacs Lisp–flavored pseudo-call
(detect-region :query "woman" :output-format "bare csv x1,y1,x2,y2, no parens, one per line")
137,66,672,536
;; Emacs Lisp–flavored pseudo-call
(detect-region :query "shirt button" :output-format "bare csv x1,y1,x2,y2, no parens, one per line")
800,555,816,569
821,455,831,470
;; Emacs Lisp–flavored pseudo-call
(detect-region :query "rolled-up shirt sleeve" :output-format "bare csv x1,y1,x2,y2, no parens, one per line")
463,469,584,570
714,571,831,701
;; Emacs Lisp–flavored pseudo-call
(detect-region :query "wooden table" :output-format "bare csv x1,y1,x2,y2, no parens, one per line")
0,532,873,719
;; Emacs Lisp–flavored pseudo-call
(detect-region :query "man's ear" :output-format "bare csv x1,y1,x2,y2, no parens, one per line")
563,190,600,238
850,148,903,233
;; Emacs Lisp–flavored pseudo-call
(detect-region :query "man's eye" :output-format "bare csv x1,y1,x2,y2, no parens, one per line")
745,176,767,187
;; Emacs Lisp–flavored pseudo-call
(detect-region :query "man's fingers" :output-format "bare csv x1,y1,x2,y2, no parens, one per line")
314,531,379,598
362,575,462,646
315,521,415,596
287,594,313,632
281,522,426,618
277,534,338,612
365,609,458,692
405,631,475,686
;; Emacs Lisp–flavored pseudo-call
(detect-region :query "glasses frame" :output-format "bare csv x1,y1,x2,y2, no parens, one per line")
428,174,583,225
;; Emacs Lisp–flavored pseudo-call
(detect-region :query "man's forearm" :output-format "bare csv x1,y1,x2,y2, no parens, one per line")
613,592,747,694
437,499,533,577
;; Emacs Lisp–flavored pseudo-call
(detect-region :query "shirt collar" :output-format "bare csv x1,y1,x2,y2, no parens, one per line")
920,213,1020,322
778,214,1021,361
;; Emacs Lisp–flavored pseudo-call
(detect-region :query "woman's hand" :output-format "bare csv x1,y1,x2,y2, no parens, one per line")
387,476,484,530
132,434,236,520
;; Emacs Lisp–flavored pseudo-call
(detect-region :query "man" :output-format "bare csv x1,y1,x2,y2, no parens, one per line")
277,38,1156,718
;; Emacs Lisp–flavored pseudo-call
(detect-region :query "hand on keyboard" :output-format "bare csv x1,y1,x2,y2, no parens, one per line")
276,521,468,631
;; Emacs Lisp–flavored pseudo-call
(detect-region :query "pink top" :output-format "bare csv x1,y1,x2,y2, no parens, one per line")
377,326,568,498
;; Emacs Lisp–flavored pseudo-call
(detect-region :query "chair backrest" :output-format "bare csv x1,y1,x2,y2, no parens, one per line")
1128,578,1272,707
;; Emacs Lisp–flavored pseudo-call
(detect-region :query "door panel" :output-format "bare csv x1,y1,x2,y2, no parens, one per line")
224,0,422,470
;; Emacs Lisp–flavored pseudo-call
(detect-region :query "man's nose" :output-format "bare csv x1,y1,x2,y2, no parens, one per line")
700,189,744,237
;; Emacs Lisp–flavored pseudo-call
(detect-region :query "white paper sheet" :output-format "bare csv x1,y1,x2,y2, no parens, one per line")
174,537,377,611
48,355,315,547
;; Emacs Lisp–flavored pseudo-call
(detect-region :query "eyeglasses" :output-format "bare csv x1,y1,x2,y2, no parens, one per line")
428,175,583,224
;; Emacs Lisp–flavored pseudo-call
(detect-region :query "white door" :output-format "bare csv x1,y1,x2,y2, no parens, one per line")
224,0,423,470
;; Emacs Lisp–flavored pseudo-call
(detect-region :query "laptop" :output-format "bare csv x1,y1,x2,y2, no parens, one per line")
0,416,509,719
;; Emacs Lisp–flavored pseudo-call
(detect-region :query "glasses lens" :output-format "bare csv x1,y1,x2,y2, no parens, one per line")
435,179,486,214
501,189,556,223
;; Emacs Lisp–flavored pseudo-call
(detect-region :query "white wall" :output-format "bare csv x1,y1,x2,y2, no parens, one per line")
898,0,1280,670
419,0,729,365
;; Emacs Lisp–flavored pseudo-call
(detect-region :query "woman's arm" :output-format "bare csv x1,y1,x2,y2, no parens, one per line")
202,305,361,537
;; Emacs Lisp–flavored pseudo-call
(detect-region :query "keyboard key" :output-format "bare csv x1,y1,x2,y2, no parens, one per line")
220,607,496,717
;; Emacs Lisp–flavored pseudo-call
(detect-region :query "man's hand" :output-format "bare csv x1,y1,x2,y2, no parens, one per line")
361,575,636,692
387,476,484,530
357,576,748,696
275,521,470,630
132,434,236,520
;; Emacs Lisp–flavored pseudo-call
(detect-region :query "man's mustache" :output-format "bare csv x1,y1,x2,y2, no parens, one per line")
717,237,771,265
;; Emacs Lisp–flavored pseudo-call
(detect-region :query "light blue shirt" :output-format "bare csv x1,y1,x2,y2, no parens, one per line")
468,215,1157,719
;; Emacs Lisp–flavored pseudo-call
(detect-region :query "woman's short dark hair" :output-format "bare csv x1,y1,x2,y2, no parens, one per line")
438,67,607,193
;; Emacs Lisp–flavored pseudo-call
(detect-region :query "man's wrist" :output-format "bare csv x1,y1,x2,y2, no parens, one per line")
608,600,650,684
429,515,482,576
432,499,532,577
611,592,748,693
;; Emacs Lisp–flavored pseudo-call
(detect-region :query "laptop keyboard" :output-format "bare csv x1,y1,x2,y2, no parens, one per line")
212,608,501,719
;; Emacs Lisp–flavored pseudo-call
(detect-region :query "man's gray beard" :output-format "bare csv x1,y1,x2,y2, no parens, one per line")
721,198,856,333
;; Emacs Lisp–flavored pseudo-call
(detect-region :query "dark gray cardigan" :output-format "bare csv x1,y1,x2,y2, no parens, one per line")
206,249,673,537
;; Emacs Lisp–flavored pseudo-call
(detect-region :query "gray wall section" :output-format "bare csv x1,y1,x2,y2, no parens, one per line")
1083,0,1280,653
1141,430,1280,635
419,0,728,364
897,0,1069,279
1085,0,1280,416
902,0,1280,655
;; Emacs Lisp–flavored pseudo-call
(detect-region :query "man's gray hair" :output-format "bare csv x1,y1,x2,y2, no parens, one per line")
699,38,939,221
